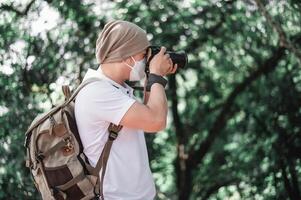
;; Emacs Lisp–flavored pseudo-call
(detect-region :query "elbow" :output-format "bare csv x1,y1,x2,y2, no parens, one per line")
143,117,166,133
144,108,167,132
152,118,167,132
159,119,167,131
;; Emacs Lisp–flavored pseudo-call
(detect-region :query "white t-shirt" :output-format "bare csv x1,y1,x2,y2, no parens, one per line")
74,67,156,200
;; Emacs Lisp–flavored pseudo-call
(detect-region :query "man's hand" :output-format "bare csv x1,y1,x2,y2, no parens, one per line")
149,46,178,76
143,46,178,104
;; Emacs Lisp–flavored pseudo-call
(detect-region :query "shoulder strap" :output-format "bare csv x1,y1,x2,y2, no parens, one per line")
62,85,71,100
63,77,103,106
93,123,123,199
25,77,103,137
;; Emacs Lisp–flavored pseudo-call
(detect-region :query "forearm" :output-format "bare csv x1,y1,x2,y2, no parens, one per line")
146,83,168,124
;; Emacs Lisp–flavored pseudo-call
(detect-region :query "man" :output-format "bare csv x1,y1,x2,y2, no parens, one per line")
74,20,177,199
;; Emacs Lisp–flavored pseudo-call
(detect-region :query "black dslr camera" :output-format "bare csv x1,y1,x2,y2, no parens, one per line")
145,45,188,74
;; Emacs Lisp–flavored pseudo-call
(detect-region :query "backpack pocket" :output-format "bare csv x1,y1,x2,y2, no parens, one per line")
44,158,97,200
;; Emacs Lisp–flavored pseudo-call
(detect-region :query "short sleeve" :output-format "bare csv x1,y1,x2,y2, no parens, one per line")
87,82,136,126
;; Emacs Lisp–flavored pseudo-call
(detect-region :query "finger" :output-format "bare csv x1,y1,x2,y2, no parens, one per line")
169,59,173,70
168,58,173,65
159,46,166,55
166,61,173,74
164,53,170,59
165,58,171,67
171,64,178,73
168,58,173,67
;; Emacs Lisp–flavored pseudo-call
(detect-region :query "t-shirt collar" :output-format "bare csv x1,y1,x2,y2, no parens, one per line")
82,66,133,95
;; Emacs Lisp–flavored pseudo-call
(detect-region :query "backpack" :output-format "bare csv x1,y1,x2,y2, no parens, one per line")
24,77,123,200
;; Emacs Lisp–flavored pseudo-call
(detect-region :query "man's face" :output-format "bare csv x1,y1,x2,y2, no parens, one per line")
123,49,147,68
122,48,147,81
132,49,147,62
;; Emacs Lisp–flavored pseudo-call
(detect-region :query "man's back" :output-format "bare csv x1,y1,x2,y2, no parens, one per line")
74,68,156,199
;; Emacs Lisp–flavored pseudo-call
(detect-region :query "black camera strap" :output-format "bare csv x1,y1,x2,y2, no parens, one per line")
146,73,168,92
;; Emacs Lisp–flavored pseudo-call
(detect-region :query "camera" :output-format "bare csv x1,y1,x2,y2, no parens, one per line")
145,45,188,74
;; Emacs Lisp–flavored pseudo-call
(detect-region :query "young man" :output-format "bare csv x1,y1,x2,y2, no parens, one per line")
74,20,177,199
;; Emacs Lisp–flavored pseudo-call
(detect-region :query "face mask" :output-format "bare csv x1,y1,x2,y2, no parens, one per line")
124,56,146,81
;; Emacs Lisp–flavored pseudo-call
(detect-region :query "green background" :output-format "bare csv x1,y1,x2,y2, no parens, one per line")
1,0,301,199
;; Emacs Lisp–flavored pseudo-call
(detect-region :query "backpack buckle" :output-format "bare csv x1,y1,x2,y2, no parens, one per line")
36,152,45,162
109,131,118,140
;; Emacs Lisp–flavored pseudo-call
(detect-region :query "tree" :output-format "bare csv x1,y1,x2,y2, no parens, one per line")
0,0,300,199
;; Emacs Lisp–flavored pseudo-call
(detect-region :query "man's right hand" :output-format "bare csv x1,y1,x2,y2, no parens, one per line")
149,46,178,76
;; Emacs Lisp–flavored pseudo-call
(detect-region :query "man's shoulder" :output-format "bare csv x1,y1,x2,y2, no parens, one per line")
76,79,122,101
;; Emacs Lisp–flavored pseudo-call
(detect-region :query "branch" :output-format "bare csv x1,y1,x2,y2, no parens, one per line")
186,0,237,52
201,178,239,199
22,40,33,94
0,0,35,16
188,45,286,169
254,0,301,64
188,33,301,169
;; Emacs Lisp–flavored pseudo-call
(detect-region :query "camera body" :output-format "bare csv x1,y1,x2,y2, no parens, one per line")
145,46,188,74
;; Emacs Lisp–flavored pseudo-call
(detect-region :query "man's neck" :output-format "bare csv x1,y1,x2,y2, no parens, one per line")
98,64,127,88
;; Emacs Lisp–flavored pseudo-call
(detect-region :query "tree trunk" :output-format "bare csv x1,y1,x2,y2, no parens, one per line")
279,158,297,200
175,153,193,200
287,156,301,199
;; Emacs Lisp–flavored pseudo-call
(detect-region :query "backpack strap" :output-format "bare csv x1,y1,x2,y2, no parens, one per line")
63,77,103,106
74,77,123,198
24,77,103,138
62,85,71,100
93,123,123,199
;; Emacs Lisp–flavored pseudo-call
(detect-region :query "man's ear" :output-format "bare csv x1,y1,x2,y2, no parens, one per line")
123,56,134,66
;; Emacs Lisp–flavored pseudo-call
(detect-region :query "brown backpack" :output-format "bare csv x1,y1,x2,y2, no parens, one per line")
24,77,122,200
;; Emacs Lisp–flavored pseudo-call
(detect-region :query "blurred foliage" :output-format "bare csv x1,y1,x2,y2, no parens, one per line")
0,0,301,199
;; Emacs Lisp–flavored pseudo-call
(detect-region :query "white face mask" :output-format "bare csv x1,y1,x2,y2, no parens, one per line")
124,56,146,81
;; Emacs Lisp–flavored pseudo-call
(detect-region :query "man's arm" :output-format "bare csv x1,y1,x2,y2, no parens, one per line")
119,47,176,133
120,83,167,132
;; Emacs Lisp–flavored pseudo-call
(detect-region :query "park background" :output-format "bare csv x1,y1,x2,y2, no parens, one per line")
1,0,301,199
